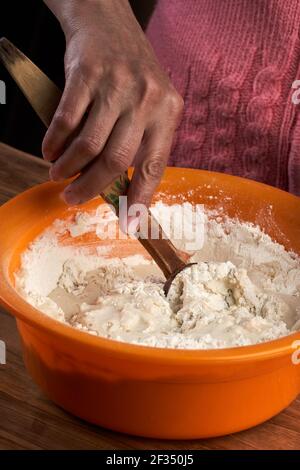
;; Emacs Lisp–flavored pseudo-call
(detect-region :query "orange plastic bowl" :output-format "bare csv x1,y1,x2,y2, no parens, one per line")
0,168,300,439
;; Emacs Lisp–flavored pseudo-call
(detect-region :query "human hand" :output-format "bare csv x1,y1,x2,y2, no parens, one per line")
43,0,183,227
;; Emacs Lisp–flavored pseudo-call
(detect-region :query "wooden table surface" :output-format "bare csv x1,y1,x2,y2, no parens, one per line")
0,142,300,450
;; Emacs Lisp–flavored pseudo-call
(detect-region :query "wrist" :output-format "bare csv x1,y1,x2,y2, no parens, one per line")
43,0,132,38
43,0,69,33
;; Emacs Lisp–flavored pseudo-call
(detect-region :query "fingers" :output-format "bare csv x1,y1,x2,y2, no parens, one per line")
126,91,183,212
61,113,144,205
126,123,174,211
42,71,92,162
49,99,120,181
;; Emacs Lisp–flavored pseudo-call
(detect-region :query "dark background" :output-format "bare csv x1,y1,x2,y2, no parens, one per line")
0,0,155,157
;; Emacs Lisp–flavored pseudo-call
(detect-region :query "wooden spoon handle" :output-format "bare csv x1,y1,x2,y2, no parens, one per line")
139,213,188,276
0,37,61,127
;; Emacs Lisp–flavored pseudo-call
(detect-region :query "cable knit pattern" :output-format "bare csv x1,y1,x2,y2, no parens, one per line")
147,0,300,194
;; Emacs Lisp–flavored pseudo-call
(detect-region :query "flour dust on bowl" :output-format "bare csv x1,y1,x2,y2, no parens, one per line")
0,168,300,439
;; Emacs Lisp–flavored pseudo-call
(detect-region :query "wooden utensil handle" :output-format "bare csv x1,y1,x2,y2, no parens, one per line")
139,213,188,278
0,37,61,127
102,172,130,213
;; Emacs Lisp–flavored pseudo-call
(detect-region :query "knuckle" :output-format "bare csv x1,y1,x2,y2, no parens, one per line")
105,148,130,174
141,154,166,180
111,63,133,86
53,111,76,132
75,135,101,157
66,61,103,95
77,60,103,80
143,76,163,103
164,90,184,117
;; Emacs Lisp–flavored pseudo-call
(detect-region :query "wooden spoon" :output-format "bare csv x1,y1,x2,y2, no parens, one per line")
0,37,194,293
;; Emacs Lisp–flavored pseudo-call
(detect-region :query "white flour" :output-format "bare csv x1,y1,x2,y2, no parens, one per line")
15,203,300,349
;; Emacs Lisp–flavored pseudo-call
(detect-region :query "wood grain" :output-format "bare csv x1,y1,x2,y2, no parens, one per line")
0,38,61,127
0,142,299,450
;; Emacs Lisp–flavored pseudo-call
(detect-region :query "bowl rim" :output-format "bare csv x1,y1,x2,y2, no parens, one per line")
1,282,300,366
1,168,300,366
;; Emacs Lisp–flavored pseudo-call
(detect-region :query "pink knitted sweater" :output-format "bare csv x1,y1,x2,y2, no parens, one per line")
147,0,300,195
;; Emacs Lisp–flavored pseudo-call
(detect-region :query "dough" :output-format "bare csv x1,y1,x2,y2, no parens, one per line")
15,203,300,349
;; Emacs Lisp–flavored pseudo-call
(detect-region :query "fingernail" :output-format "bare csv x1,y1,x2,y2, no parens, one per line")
119,214,140,235
43,148,54,162
49,165,62,182
119,212,127,234
61,189,80,206
49,166,56,181
127,216,140,236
